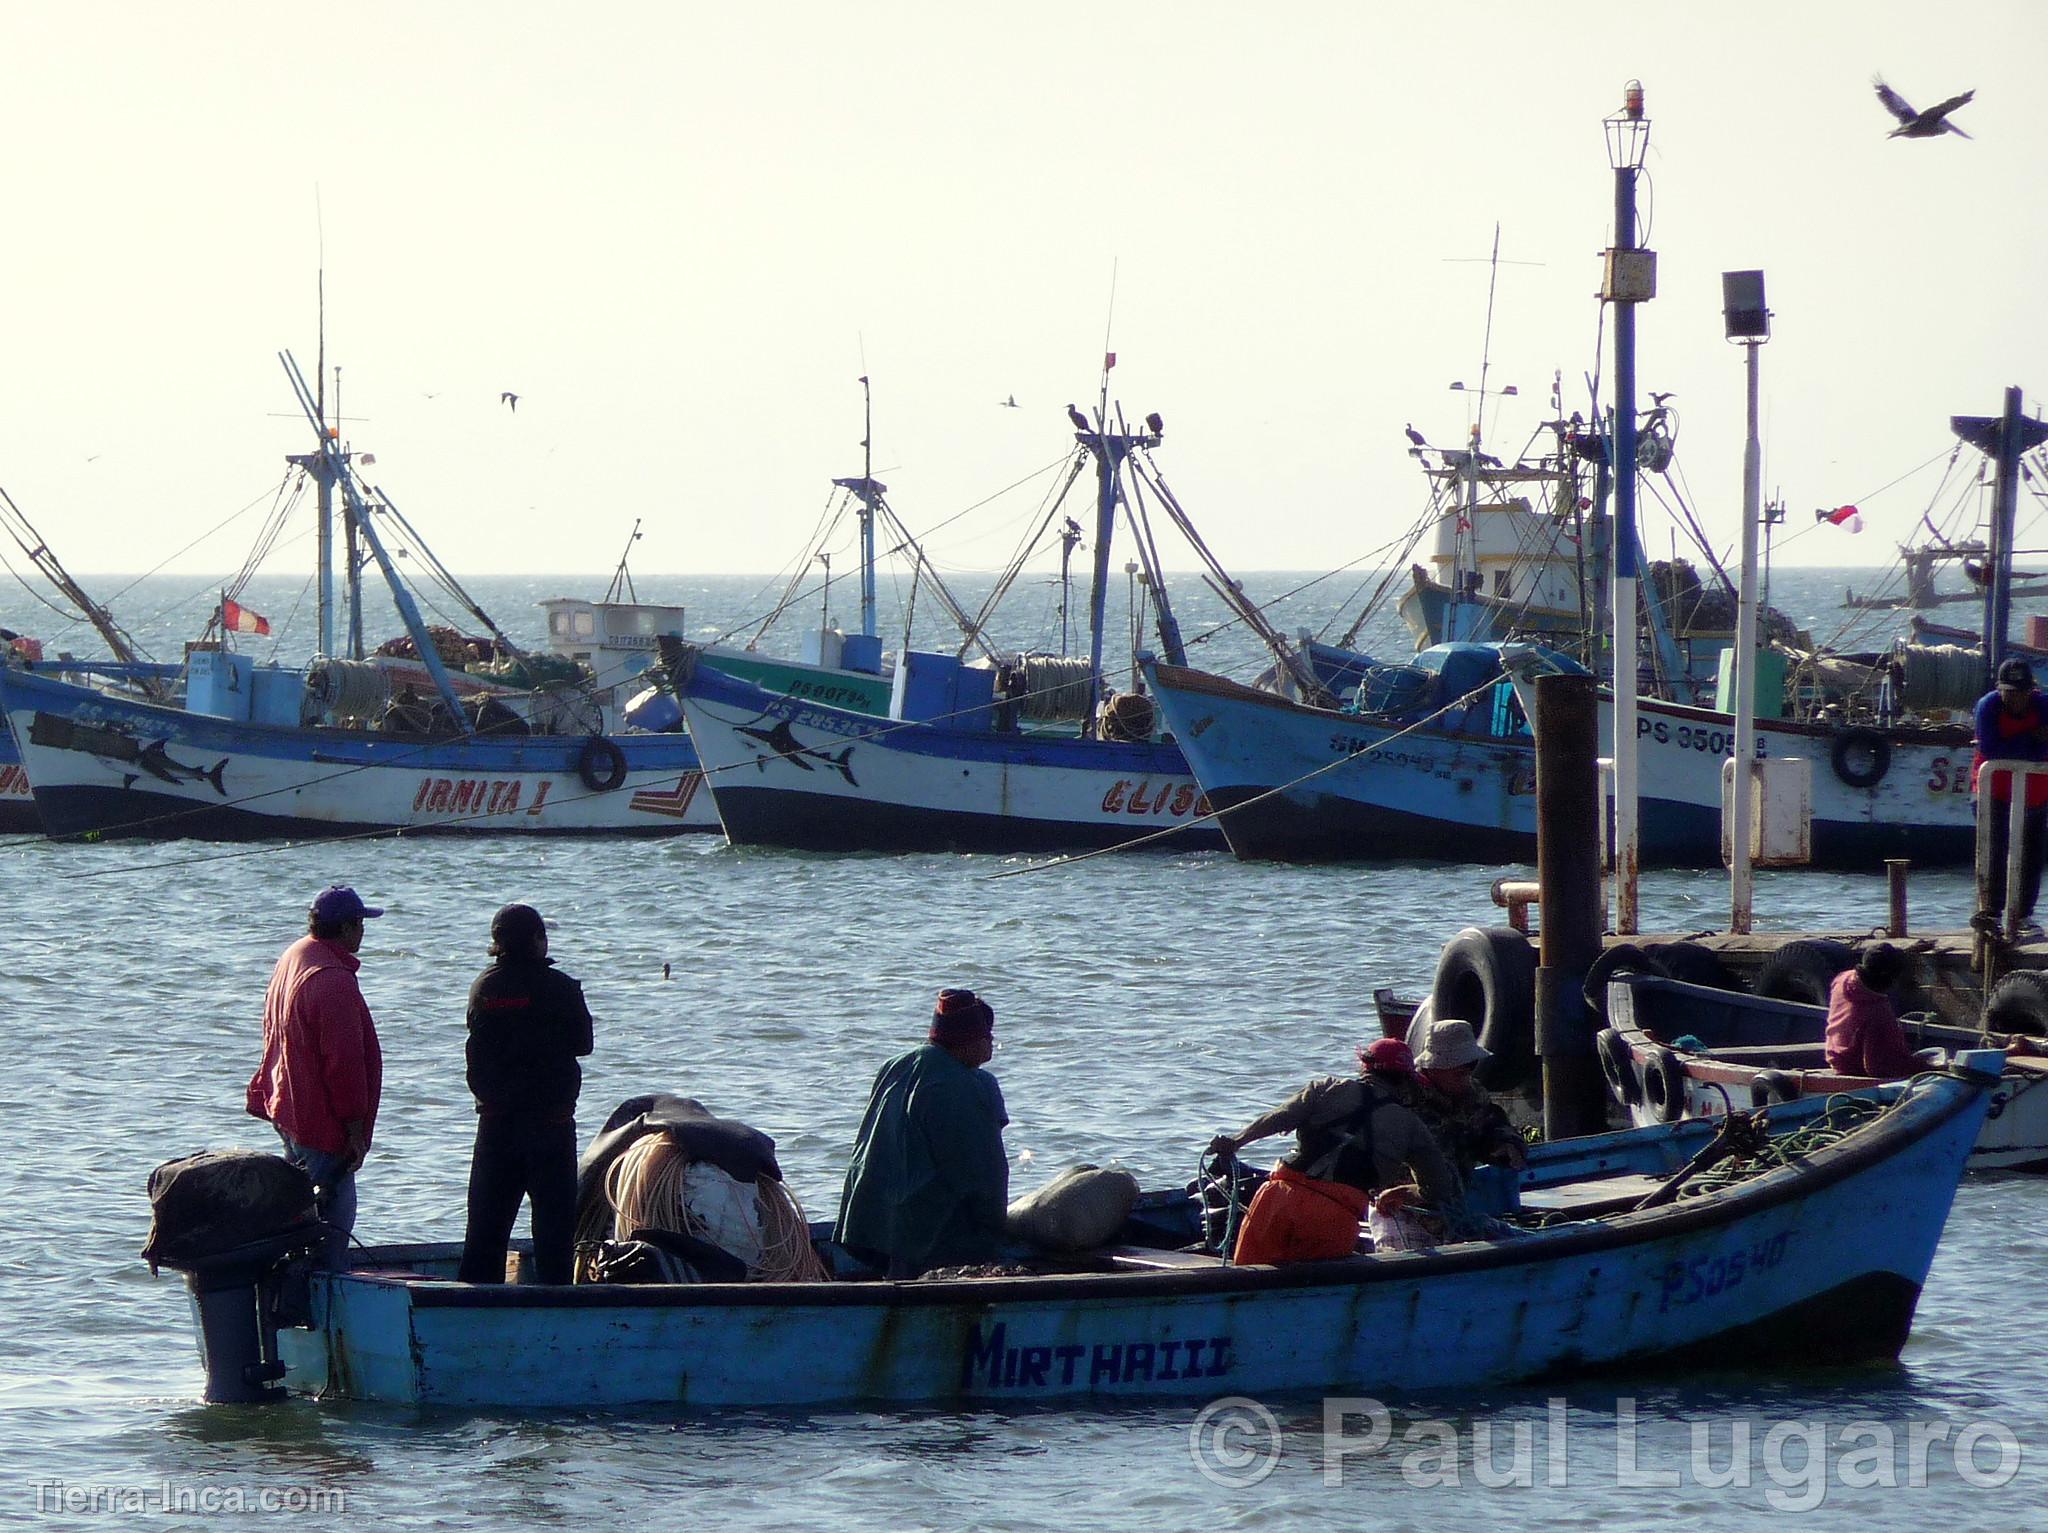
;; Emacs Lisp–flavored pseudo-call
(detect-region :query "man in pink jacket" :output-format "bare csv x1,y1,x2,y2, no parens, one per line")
1824,943,1922,1080
246,885,385,1266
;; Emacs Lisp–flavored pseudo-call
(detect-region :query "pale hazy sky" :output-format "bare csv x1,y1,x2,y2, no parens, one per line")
0,2,2041,584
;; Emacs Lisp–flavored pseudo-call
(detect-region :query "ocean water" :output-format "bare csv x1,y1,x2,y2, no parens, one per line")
2,568,2044,1530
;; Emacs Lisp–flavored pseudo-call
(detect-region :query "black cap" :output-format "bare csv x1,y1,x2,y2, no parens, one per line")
489,903,546,954
1999,657,2034,687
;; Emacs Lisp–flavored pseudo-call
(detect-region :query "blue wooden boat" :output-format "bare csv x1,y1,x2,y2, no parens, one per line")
163,1061,1994,1407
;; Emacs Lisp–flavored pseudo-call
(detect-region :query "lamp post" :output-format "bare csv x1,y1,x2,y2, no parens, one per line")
1722,270,1771,933
1602,80,1654,934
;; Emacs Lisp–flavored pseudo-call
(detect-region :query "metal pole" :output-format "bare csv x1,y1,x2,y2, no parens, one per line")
1729,339,1762,932
1886,859,1910,937
1608,116,1645,936
1985,386,2026,682
1535,672,1607,1140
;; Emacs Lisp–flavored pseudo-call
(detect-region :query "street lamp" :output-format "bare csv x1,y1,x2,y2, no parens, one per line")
1723,270,1771,933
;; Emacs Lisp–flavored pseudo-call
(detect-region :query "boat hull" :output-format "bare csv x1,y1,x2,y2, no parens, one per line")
1145,661,1976,870
677,656,1226,853
268,1072,1988,1406
1,667,720,839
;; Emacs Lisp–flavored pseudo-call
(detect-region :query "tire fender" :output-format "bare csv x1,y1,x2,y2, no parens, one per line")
1583,943,1671,1025
1752,939,1855,1006
1830,727,1892,789
1598,1027,1643,1108
1430,926,1538,1091
1640,1044,1689,1123
578,735,629,793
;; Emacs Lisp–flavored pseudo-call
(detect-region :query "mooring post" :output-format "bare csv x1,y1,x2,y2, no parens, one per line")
1886,859,1910,938
1535,671,1607,1139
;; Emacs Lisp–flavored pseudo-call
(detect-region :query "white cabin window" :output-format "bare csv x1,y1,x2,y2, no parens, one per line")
574,612,596,638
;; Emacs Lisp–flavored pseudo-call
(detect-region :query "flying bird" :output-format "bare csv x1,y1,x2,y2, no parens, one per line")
501,391,520,412
1066,403,1090,432
1873,77,1975,139
1404,422,1428,448
1001,394,1019,408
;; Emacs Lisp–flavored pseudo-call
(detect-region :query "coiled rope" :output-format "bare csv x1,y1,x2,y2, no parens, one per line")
601,1133,828,1283
1675,1094,1885,1199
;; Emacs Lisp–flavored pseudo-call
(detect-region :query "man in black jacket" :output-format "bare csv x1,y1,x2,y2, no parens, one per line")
456,903,594,1284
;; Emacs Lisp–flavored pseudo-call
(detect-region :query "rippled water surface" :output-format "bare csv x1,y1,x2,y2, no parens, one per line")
3,572,2044,1529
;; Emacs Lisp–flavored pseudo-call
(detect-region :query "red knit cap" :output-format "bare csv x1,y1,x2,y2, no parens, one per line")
930,988,995,1044
1356,1037,1418,1077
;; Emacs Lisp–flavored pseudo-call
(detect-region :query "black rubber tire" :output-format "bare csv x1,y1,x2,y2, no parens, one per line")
1430,926,1538,1091
1830,727,1892,789
1752,939,1856,1006
1985,969,2048,1038
1641,940,1737,992
1598,1027,1643,1107
1584,943,1671,1025
578,735,629,792
1640,1044,1689,1123
1750,1069,1802,1109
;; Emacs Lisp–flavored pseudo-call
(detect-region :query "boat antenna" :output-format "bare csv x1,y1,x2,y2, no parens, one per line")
604,519,643,604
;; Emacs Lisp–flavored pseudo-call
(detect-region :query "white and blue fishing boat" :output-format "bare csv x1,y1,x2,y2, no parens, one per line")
1600,970,2048,1171
1144,650,1978,869
0,354,720,840
150,1059,1997,1407
671,394,1264,855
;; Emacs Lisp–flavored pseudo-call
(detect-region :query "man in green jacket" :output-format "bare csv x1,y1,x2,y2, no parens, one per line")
836,989,1010,1277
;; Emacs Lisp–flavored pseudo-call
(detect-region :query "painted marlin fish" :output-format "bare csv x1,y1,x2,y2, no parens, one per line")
29,712,230,797
136,739,230,796
736,718,859,787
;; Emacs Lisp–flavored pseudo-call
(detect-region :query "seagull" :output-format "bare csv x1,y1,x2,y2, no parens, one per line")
1066,403,1090,432
1873,77,1975,139
501,391,520,412
1404,422,1428,448
1001,394,1019,408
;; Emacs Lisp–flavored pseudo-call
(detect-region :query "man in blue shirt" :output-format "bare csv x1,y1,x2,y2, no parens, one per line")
836,989,1010,1277
1973,656,2048,937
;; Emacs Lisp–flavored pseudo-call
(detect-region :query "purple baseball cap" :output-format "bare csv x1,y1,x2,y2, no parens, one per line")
310,884,383,922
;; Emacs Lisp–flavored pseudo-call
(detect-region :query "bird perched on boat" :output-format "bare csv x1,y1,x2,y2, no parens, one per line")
501,391,520,412
1066,403,1090,432
1649,391,1676,406
1404,423,1428,448
1873,77,1975,139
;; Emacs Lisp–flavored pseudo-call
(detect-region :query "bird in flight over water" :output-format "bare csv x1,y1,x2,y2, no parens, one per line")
501,391,520,412
1873,77,1975,139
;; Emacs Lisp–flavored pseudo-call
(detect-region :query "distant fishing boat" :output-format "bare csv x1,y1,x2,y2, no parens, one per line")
149,1062,1997,1407
671,392,1267,856
0,354,719,840
1144,648,1978,869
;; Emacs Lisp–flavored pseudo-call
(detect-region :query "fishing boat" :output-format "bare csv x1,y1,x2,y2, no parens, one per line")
670,393,1269,855
1143,648,1978,869
150,1060,1996,1407
0,354,720,840
1599,972,2048,1171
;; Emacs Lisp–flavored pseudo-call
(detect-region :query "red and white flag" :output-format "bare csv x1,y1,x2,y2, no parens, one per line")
1818,504,1863,534
221,597,271,635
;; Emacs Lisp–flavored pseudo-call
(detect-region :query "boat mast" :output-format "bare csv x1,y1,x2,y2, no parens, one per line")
858,375,877,640
280,351,467,721
1959,387,2047,683
1723,269,1771,935
1058,516,1081,655
604,519,643,604
1602,80,1654,935
315,269,334,659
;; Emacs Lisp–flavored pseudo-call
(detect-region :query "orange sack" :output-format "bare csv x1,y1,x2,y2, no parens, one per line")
1230,1162,1367,1265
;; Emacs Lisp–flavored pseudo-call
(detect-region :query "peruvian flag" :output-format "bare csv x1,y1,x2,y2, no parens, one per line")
222,597,271,635
1817,504,1863,534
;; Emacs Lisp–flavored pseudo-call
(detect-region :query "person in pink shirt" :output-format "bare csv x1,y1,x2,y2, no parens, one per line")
245,885,385,1266
1824,944,1922,1080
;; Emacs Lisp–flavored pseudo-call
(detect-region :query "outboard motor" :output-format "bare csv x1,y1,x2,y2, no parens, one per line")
142,1151,323,1404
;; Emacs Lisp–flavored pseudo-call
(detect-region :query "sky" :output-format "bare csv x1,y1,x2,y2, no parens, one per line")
0,1,2041,586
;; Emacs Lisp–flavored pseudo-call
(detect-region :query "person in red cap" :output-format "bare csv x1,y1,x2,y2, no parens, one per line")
835,988,1010,1277
1207,1037,1456,1265
245,884,385,1267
